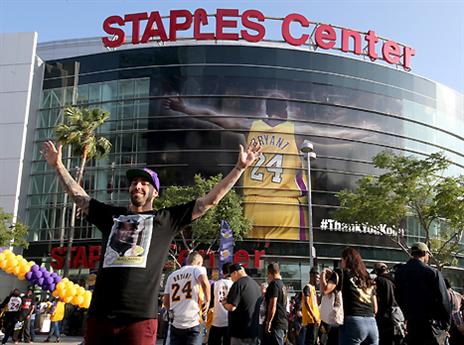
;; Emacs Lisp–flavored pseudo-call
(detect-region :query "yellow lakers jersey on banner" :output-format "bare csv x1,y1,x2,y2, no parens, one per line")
243,120,304,198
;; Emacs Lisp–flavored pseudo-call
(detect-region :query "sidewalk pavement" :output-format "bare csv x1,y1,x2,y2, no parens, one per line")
0,334,166,344
0,335,83,344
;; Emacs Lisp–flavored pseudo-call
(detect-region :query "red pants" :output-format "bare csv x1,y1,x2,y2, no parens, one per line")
85,316,157,345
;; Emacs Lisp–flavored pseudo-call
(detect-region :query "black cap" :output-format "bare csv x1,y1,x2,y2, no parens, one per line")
228,263,244,274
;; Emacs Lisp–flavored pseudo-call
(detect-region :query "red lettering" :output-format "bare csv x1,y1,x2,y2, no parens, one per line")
193,8,215,40
141,11,168,43
233,249,249,268
403,46,415,71
315,24,336,50
253,250,265,269
88,246,101,269
169,10,193,41
365,30,379,60
69,247,78,268
50,247,65,270
102,15,126,48
216,9,239,40
124,12,148,44
177,250,189,266
72,246,88,269
341,29,362,55
282,13,309,46
382,40,401,64
241,10,265,43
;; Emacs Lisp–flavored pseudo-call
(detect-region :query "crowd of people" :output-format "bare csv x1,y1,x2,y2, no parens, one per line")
159,244,464,345
38,140,464,345
0,288,65,344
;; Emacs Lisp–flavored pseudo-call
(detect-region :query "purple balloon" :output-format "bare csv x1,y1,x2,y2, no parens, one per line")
31,265,39,272
40,267,47,273
43,272,51,279
34,271,43,279
49,283,56,292
37,277,44,286
46,277,54,285
54,276,62,283
51,272,58,278
25,271,33,281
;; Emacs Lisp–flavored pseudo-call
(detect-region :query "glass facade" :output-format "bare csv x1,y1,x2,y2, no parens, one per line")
25,44,464,290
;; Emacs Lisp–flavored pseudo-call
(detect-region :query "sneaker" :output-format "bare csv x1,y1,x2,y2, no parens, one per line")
55,338,61,343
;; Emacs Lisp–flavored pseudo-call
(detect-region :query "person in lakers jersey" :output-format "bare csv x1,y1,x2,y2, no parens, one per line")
164,251,211,345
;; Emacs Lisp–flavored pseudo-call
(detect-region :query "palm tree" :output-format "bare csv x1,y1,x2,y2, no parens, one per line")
55,106,112,277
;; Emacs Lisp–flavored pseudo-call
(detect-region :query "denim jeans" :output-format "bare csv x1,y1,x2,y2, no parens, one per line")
339,316,379,345
48,321,61,339
170,324,204,345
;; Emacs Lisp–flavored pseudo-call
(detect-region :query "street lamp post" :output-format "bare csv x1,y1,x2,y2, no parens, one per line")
300,140,317,268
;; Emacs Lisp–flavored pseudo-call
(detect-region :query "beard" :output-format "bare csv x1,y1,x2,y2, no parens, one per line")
130,189,154,207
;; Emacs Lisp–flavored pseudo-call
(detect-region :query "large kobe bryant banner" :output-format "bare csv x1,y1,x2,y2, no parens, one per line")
139,45,403,248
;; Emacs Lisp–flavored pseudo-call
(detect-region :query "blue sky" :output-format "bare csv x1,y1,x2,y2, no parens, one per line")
1,0,463,92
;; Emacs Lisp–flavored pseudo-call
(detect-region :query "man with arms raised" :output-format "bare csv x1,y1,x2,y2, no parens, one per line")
41,140,261,345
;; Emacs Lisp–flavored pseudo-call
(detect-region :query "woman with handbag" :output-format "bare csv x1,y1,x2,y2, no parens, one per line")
321,247,378,345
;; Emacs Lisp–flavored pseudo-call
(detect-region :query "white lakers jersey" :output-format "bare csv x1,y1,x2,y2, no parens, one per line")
165,265,207,329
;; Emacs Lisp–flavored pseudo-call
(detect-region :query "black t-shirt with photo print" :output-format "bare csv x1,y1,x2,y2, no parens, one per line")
86,198,195,319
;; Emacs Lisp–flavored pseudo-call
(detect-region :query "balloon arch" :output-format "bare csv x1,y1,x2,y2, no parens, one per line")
0,249,92,309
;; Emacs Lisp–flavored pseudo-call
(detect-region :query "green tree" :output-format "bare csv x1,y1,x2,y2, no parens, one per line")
0,208,29,249
154,174,252,263
332,151,464,270
55,107,112,276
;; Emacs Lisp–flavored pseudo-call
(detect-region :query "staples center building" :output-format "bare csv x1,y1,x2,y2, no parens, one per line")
2,8,464,291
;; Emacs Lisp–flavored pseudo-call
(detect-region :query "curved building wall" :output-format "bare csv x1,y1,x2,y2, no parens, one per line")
26,44,464,289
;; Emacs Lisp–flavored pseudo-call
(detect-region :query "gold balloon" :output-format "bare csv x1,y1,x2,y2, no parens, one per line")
0,260,7,269
0,253,5,261
13,266,21,276
52,290,60,298
7,258,18,268
64,295,73,304
59,289,67,299
56,282,65,291
5,265,15,274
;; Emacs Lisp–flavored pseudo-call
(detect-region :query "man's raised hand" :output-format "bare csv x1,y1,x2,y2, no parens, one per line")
41,141,62,168
236,141,262,170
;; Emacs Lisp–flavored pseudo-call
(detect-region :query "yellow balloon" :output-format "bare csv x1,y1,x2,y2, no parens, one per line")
73,296,84,305
2,249,12,256
52,290,60,298
62,278,69,283
27,261,35,267
77,286,85,295
59,289,67,299
65,281,74,290
56,282,65,291
64,295,73,303
0,260,7,269
19,265,29,275
5,265,15,274
0,253,5,261
18,274,25,281
68,287,77,297
13,266,21,276
7,258,18,268
5,252,15,261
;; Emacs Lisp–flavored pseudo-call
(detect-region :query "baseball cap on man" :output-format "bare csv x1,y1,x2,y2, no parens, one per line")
410,242,431,255
228,263,244,275
126,168,160,191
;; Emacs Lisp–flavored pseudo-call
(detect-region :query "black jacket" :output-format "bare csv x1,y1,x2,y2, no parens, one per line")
395,258,450,324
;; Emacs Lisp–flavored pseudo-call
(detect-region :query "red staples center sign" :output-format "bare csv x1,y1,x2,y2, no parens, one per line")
102,8,415,70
